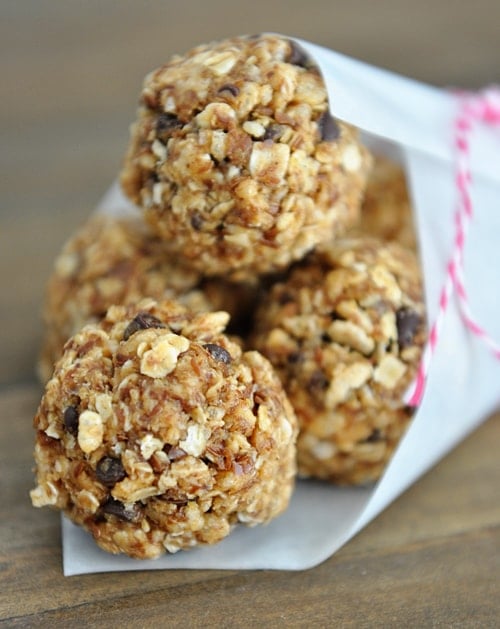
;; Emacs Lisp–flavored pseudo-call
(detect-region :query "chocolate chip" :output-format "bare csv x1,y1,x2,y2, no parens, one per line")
396,307,421,349
123,312,166,341
307,370,329,392
203,343,232,364
287,351,304,364
263,124,283,141
317,111,340,142
365,429,383,443
190,212,204,230
63,405,79,435
277,290,295,305
217,83,240,97
101,498,141,522
156,113,183,142
165,445,187,461
95,456,126,487
287,40,312,68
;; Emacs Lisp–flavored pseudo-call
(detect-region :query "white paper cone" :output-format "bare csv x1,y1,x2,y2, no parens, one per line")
62,37,500,575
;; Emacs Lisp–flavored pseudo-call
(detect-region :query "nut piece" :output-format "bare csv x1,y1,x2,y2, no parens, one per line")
252,236,426,485
325,362,373,407
140,334,190,378
31,299,297,559
373,354,407,389
77,410,104,453
120,34,372,279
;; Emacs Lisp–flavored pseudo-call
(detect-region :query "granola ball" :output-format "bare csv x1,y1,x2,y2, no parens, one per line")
252,236,426,485
38,214,210,382
355,155,417,251
30,299,297,559
121,34,372,279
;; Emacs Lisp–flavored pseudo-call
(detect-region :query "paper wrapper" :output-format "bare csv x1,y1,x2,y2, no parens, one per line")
62,38,500,575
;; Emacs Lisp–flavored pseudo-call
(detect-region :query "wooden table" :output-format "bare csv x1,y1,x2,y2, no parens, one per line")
1,2,499,626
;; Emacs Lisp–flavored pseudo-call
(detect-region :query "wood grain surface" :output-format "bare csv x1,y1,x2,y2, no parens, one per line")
1,2,499,626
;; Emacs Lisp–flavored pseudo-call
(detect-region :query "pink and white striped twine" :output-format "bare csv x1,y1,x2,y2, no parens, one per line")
406,86,500,407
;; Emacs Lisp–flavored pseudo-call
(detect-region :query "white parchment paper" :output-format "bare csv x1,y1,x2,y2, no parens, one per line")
62,38,500,575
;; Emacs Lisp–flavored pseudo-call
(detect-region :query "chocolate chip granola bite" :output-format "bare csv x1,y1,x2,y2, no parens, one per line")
31,299,297,559
121,34,372,279
38,214,208,382
252,236,426,485
356,155,418,251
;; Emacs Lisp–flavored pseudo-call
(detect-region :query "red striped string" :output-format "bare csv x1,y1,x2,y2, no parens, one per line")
406,87,500,406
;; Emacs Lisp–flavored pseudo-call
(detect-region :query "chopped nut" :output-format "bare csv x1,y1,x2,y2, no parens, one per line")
139,434,164,460
336,300,373,333
30,482,59,507
341,144,362,172
112,476,158,503
54,251,79,278
179,423,210,457
328,320,375,355
371,266,402,303
249,142,290,183
151,139,168,161
75,489,100,513
311,439,336,461
95,393,113,422
380,311,397,344
140,333,189,378
203,50,237,75
325,362,372,407
242,120,266,138
45,423,61,440
77,410,104,453
373,354,407,389
181,311,230,338
196,102,236,129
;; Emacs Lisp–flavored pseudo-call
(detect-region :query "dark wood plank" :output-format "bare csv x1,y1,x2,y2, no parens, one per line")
8,530,497,628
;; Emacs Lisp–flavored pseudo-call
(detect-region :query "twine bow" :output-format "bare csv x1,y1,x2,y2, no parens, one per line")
406,86,500,407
